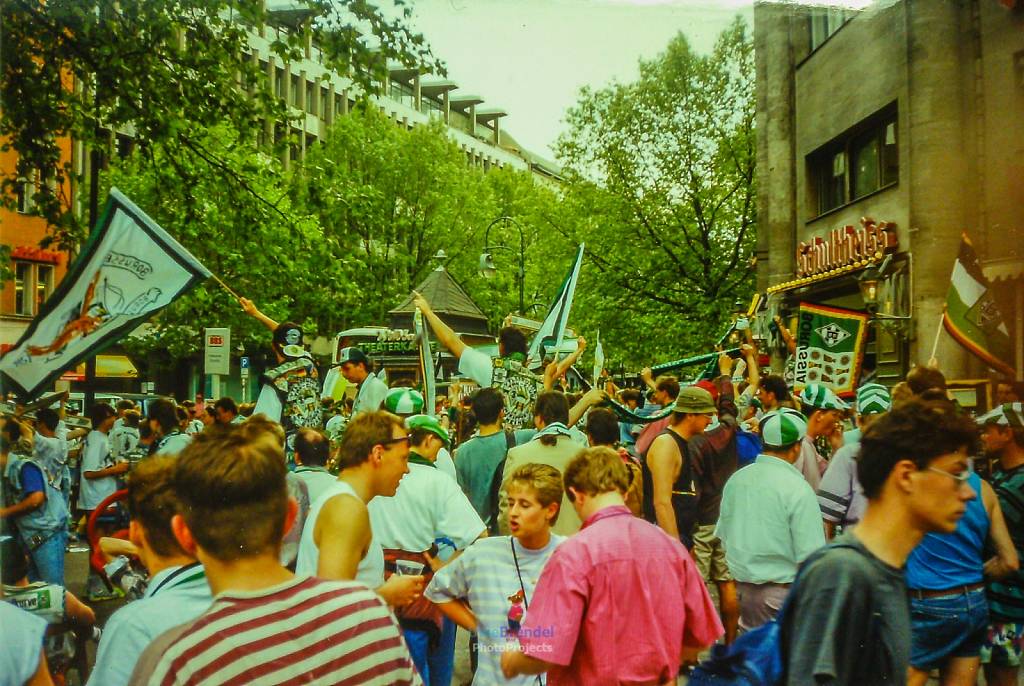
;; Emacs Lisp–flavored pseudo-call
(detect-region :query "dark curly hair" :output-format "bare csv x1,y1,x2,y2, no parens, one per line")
857,399,980,500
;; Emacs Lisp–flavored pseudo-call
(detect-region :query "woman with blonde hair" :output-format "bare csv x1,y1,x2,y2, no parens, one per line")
426,462,565,685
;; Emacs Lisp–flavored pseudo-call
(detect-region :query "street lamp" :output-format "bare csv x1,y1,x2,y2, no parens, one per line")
479,216,526,314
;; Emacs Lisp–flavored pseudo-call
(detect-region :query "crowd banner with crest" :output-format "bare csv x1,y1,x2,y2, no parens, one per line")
793,302,869,398
0,188,211,399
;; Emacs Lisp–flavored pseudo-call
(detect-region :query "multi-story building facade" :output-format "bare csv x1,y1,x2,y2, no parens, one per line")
754,0,1023,388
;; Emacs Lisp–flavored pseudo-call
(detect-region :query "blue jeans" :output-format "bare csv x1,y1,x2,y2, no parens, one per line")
404,618,457,686
25,529,67,586
910,587,989,670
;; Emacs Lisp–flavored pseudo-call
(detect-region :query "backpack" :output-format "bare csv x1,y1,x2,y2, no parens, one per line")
688,542,859,686
485,430,518,535
735,430,762,469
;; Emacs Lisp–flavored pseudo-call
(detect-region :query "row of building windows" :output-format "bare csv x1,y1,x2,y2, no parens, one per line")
809,109,898,217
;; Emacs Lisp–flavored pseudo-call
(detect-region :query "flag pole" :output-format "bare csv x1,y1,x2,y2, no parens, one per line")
929,310,945,364
212,274,242,301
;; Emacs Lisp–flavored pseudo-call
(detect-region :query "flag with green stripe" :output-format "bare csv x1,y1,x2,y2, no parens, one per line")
942,233,1014,376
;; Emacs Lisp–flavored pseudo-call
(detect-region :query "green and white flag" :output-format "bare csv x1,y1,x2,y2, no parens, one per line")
0,188,211,399
943,233,1014,376
793,302,869,398
527,243,584,367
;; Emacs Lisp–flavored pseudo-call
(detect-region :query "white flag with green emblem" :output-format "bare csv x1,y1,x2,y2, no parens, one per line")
942,233,1014,376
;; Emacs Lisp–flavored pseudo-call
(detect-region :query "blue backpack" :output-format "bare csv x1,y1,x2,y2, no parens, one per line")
734,430,762,468
688,543,857,685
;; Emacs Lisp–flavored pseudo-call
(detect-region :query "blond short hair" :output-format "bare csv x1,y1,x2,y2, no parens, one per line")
563,446,630,498
504,463,563,524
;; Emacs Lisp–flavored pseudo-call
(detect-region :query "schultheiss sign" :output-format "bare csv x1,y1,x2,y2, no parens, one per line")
796,218,898,278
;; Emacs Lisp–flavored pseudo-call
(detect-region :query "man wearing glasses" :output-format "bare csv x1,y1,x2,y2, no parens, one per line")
782,398,981,685
295,411,425,609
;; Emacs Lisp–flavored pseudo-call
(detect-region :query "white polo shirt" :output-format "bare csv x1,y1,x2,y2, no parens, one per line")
368,458,485,553
353,374,388,417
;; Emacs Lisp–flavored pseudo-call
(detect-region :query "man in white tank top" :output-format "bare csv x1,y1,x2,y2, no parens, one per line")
296,411,425,607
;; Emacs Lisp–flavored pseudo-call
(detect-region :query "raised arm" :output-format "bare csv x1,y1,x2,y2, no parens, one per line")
240,297,279,333
413,291,466,359
554,337,587,379
640,366,657,393
774,315,797,356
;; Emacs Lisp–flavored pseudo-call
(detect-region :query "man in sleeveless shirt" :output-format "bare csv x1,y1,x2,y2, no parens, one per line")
646,386,717,548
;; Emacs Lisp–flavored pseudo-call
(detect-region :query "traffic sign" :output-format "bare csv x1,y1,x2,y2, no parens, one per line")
240,355,250,378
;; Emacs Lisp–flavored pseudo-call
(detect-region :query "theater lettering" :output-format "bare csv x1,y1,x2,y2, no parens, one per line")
796,218,898,278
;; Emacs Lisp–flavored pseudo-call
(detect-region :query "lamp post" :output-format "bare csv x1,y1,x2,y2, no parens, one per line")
478,216,526,315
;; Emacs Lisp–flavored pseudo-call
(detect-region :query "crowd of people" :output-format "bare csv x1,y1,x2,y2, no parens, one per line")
2,293,1024,686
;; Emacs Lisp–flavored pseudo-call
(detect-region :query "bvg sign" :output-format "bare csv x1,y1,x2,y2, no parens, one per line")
796,218,897,278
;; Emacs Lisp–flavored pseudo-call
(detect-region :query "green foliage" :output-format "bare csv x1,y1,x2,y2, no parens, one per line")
551,17,756,367
0,0,440,248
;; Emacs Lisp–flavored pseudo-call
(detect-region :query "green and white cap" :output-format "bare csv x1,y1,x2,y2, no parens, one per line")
384,387,424,416
977,403,1024,428
406,414,451,447
856,383,892,415
799,383,849,411
760,408,808,448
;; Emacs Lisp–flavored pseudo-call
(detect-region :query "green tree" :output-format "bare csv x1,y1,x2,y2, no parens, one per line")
0,0,439,251
551,17,756,366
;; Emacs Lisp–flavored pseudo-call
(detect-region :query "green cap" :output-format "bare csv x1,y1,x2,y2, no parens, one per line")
405,414,450,446
977,403,1024,428
385,387,424,416
760,407,808,448
799,383,849,411
856,383,892,415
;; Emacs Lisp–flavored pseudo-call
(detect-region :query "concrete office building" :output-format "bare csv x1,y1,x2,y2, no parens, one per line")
754,0,1023,392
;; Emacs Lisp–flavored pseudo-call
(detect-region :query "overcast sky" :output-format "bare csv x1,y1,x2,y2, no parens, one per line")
406,0,755,161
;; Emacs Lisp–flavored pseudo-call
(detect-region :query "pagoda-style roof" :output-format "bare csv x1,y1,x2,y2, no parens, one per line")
389,267,491,337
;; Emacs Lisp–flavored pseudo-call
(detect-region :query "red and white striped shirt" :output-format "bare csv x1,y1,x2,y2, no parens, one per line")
128,576,421,686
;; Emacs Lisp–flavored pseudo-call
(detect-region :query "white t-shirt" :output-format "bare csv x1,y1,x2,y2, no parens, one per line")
435,447,457,481
296,480,385,589
458,347,494,387
154,432,192,457
294,466,337,505
253,384,283,422
33,433,67,485
0,601,47,686
369,461,486,553
353,374,388,417
109,425,140,460
425,535,564,685
80,430,117,511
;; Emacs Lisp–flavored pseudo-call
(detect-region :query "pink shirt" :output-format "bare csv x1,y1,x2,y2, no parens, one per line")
516,505,723,685
635,416,671,456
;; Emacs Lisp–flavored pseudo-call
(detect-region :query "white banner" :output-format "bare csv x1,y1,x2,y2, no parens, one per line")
0,188,211,398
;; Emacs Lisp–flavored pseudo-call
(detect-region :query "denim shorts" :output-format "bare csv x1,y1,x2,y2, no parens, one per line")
910,587,989,670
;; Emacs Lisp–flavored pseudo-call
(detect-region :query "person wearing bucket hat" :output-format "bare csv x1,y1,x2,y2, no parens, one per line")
645,385,717,548
793,383,849,490
337,346,389,418
818,383,894,538
977,402,1024,686
716,408,825,631
369,412,485,684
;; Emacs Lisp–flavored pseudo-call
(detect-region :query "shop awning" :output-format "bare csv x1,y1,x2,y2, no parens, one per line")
60,354,139,381
984,258,1024,282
